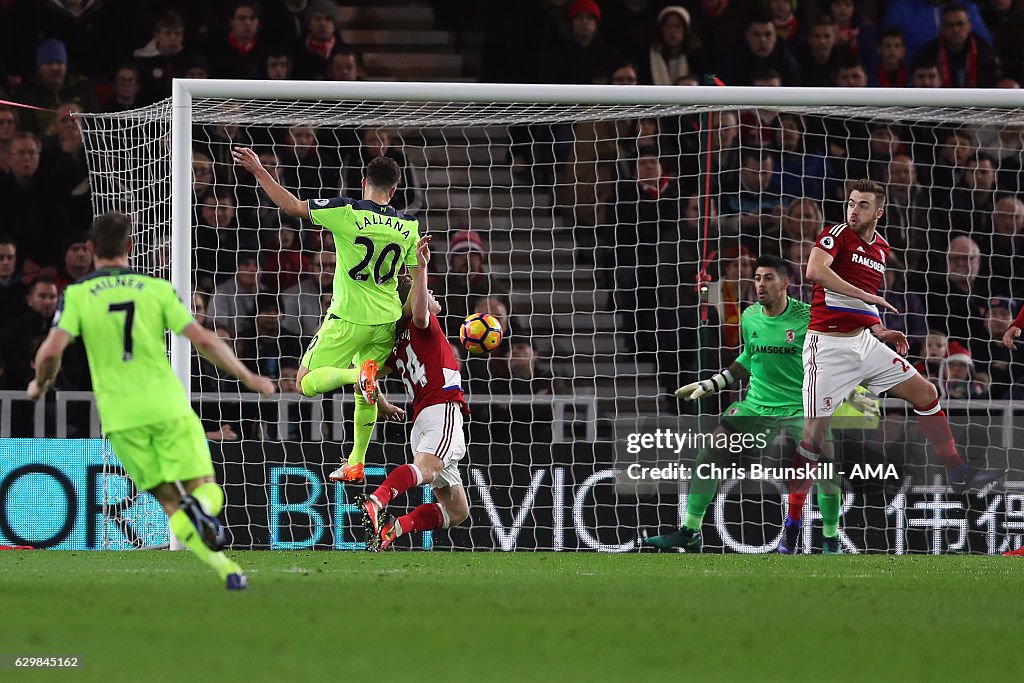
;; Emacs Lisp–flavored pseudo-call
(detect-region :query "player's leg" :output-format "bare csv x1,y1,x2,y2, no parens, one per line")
365,451,440,534
643,422,735,552
865,337,1005,492
297,319,361,398
151,415,247,588
817,474,843,554
380,474,469,550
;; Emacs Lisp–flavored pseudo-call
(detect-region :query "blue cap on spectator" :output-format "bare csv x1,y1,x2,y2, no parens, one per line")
36,38,68,68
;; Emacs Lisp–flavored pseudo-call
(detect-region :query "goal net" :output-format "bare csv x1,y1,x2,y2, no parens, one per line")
76,82,1024,554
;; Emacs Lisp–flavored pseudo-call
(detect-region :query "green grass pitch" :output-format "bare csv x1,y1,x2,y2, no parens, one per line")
2,551,1021,681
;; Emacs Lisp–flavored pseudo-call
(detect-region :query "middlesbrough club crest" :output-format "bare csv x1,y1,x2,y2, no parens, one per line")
786,329,796,343
823,396,833,411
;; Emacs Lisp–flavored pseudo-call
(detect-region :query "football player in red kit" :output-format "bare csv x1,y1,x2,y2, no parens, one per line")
362,236,471,550
782,180,1003,552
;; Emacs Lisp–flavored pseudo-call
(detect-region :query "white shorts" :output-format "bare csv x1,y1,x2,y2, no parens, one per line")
410,402,467,489
803,329,917,417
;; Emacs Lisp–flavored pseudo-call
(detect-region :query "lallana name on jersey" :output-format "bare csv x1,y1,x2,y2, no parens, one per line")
355,213,412,239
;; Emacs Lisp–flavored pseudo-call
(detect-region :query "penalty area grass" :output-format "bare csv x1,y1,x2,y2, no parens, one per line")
1,551,1020,682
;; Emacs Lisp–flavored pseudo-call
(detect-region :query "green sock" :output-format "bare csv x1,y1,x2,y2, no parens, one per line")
684,449,720,530
817,481,842,538
191,482,224,516
169,510,239,580
347,391,378,466
300,367,359,397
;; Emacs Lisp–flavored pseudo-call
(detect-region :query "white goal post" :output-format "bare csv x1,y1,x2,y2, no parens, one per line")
69,79,1024,554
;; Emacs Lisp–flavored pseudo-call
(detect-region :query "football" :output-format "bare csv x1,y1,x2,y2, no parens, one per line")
460,312,503,355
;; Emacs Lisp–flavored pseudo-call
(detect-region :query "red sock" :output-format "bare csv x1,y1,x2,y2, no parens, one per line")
371,464,420,507
914,400,965,469
788,443,818,522
396,503,447,535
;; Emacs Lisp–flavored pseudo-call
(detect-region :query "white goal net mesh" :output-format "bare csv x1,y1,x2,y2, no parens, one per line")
76,90,1024,554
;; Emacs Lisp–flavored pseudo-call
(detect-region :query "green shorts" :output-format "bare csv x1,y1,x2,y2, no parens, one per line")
719,400,805,447
106,413,213,492
301,314,397,371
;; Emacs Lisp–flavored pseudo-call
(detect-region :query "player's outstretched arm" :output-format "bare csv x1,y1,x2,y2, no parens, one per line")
675,362,750,400
183,322,276,398
409,235,432,329
805,247,898,314
1003,325,1021,349
27,328,72,401
231,146,310,220
869,322,909,355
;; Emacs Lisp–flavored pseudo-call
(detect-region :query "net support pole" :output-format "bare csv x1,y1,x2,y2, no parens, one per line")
168,79,194,551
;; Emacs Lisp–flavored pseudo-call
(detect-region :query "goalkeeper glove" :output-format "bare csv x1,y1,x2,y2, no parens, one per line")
846,386,880,417
675,369,735,400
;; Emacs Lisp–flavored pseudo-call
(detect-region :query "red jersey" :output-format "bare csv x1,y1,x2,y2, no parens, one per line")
389,314,469,421
808,222,890,333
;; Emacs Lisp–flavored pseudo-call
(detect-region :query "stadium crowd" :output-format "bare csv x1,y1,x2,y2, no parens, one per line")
2,0,1024,438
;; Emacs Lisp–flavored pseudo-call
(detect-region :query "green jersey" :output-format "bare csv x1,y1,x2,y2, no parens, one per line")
308,197,420,325
733,297,810,409
55,267,194,432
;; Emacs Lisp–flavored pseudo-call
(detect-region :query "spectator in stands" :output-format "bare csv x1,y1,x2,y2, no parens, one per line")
282,250,336,339
827,0,876,63
236,147,290,232
834,59,869,87
261,224,309,294
200,121,259,181
739,68,784,149
435,229,511,339
541,0,625,84
133,11,188,102
181,54,212,80
0,276,58,390
238,295,304,380
213,1,266,79
640,5,704,86
292,0,344,80
981,0,1024,83
103,64,144,111
776,197,824,254
706,245,757,364
279,359,301,394
928,127,974,196
872,27,908,87
0,235,27,322
982,195,1024,296
501,338,556,396
881,252,929,353
474,296,514,342
55,233,92,292
971,295,1024,399
192,290,214,330
914,330,948,392
194,188,258,291
42,101,91,230
262,0,314,49
882,0,992,70
556,62,637,239
767,0,800,45
921,234,996,345
601,0,659,68
209,253,263,338
613,149,684,361
914,3,1001,88
797,14,842,87
775,114,827,201
910,57,944,87
191,151,215,202
683,0,751,68
719,13,801,86
939,341,988,399
885,153,930,270
720,149,783,243
265,48,293,80
341,128,423,216
0,105,18,174
13,39,98,136
326,46,365,81
787,238,815,303
943,153,1000,234
279,124,341,201
0,132,73,275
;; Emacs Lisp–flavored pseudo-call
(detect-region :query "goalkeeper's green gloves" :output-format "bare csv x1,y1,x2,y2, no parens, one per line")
675,369,735,400
845,386,880,417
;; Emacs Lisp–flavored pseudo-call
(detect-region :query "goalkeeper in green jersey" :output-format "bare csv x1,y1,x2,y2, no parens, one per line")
644,255,873,554
28,212,276,589
233,146,420,484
